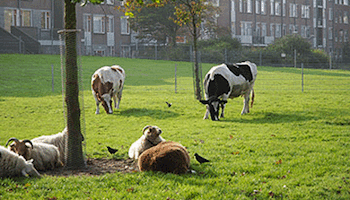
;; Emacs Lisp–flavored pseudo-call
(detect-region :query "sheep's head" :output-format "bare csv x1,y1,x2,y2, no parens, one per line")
142,125,162,140
5,138,33,160
22,159,41,178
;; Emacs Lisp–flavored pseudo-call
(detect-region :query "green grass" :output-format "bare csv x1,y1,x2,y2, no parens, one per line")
0,54,350,199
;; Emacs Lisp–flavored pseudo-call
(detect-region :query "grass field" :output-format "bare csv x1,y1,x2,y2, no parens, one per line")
0,54,349,199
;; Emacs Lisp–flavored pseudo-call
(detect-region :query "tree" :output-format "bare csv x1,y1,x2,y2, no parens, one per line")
121,0,219,100
342,41,350,63
129,3,180,46
63,0,104,170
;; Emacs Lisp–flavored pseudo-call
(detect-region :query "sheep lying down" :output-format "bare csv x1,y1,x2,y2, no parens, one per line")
0,146,41,178
6,138,63,171
138,141,191,174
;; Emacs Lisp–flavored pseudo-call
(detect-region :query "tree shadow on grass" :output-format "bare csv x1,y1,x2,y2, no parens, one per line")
118,108,180,119
221,112,316,124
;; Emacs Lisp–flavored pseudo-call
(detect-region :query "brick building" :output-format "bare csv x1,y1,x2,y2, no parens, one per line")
215,0,350,59
0,0,349,59
0,0,131,56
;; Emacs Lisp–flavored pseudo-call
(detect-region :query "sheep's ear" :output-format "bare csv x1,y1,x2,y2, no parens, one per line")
27,159,34,164
142,125,152,133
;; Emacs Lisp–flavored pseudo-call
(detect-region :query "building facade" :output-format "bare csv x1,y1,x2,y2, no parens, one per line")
216,0,350,58
0,0,131,56
0,0,349,58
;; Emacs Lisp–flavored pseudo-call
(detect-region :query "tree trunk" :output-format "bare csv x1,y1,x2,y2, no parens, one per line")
192,16,201,100
64,0,85,169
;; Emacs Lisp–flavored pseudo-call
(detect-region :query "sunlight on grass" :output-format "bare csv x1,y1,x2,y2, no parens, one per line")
0,54,349,199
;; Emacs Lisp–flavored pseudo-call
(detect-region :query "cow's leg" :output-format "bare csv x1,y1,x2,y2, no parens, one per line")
93,92,100,114
116,90,123,109
203,105,210,119
113,95,117,109
220,103,226,118
241,92,250,115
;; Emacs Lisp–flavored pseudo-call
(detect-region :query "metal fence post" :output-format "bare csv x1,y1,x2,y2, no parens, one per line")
52,64,54,92
175,64,177,94
301,63,304,92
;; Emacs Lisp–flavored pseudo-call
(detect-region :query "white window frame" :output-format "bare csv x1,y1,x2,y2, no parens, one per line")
107,15,114,33
261,0,267,14
84,14,92,32
21,9,32,27
275,2,281,16
93,15,105,34
41,11,50,30
247,0,252,13
270,0,275,15
120,16,130,35
256,0,261,14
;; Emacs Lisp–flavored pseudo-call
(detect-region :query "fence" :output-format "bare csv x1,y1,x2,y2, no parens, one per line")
121,43,350,71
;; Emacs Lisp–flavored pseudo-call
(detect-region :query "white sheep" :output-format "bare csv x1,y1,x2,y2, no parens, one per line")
31,127,71,164
6,138,63,171
128,125,165,160
138,141,191,174
0,146,41,178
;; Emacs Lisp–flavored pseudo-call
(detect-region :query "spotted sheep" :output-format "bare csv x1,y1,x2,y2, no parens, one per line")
200,61,258,121
91,65,126,114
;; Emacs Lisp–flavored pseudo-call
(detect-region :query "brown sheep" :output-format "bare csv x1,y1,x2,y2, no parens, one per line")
138,141,190,174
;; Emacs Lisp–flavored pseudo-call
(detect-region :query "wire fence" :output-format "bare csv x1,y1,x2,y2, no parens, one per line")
123,44,350,71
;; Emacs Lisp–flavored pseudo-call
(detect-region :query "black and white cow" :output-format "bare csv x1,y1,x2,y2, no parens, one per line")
91,65,125,114
200,61,257,121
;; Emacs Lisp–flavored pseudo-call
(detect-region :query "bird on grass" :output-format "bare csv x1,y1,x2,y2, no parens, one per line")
194,153,210,164
107,146,118,154
166,102,172,107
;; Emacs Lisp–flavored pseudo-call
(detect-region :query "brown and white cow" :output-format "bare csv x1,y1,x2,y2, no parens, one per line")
200,61,258,121
91,65,125,114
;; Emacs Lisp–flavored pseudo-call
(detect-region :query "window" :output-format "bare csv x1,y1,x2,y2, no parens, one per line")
262,23,267,36
301,25,305,37
301,5,310,18
275,2,281,16
120,16,130,35
239,0,243,12
344,11,348,24
21,10,31,27
283,0,286,16
247,0,252,13
270,0,275,15
241,21,252,35
256,0,260,14
94,15,105,33
107,16,114,33
344,30,348,42
270,24,275,37
84,14,92,32
41,11,50,29
329,27,333,39
4,9,19,32
329,8,333,20
275,24,281,37
261,0,267,14
289,3,297,18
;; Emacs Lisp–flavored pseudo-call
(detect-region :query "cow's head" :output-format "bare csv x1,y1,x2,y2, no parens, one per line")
92,75,114,114
200,97,227,121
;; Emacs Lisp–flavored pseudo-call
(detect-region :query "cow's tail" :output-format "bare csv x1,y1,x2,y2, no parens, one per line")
250,89,255,108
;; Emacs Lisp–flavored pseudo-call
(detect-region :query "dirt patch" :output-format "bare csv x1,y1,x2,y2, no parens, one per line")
42,158,139,177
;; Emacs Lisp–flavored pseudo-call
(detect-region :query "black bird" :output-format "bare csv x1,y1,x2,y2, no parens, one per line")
166,102,172,107
107,146,118,154
194,153,210,164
